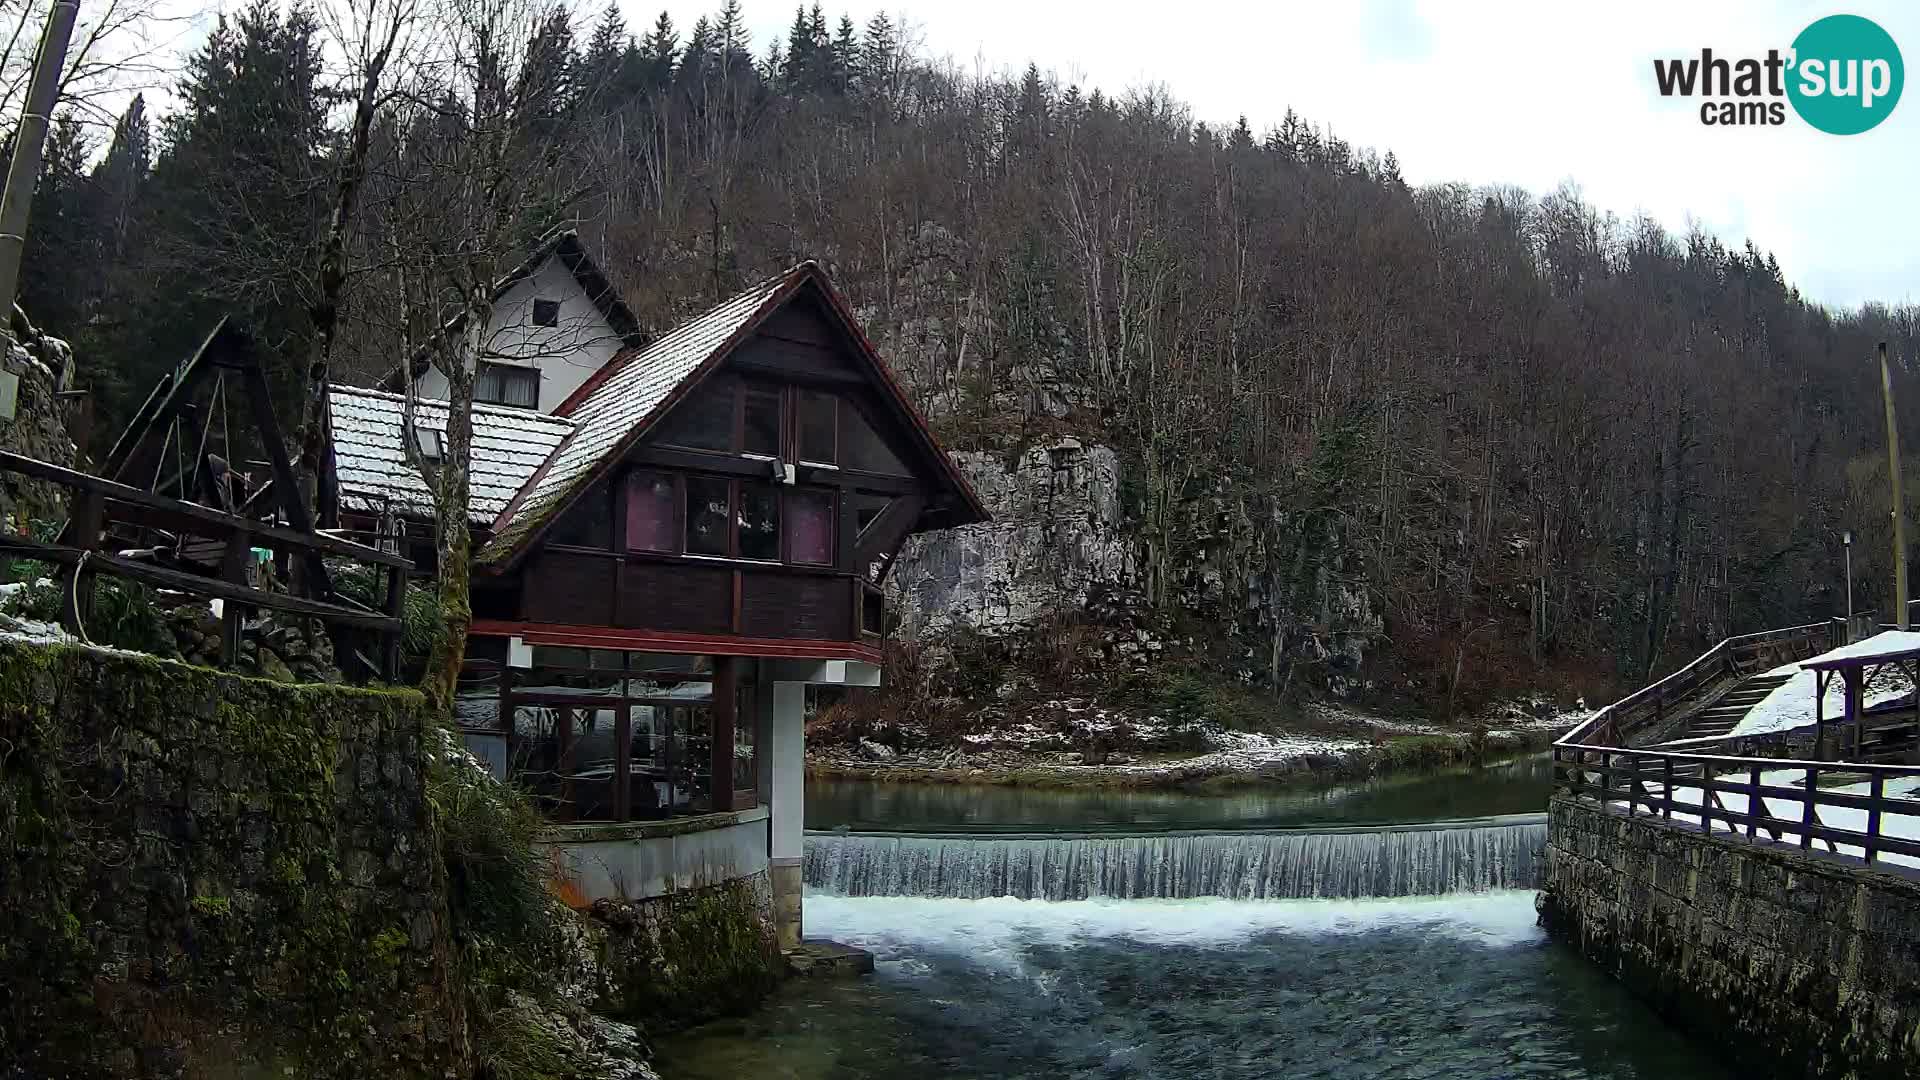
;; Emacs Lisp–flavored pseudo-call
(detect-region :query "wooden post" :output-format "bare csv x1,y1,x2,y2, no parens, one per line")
710,656,737,812
556,706,575,823
1866,770,1885,864
381,563,405,680
1801,765,1818,849
218,530,250,666
1882,342,1909,630
0,0,80,322
1815,669,1827,760
1663,757,1675,819
59,490,102,638
1749,762,1763,839
613,703,632,822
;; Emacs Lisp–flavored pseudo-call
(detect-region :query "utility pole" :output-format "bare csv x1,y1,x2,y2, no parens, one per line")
1881,341,1909,630
0,0,81,336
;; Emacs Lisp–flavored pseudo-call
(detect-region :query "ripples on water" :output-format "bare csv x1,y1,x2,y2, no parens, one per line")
655,892,1729,1080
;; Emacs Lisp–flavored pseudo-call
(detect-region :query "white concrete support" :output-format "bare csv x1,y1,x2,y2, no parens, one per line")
766,678,806,949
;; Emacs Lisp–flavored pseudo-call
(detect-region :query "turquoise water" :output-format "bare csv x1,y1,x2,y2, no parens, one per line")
806,754,1555,833
657,892,1725,1079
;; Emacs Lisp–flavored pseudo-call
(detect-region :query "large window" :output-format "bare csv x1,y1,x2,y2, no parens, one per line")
618,470,836,566
656,379,856,468
685,477,731,556
738,484,781,560
625,472,676,552
798,390,837,464
476,361,539,409
788,490,833,564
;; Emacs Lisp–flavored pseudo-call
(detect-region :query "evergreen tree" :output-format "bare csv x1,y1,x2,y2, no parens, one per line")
830,14,857,94
100,0,328,435
639,12,678,93
16,114,94,336
858,11,896,99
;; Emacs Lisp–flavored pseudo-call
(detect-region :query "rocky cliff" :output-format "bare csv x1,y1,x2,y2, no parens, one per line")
887,436,1383,703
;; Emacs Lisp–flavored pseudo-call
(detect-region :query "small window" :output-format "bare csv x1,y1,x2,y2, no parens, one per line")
743,385,781,457
625,471,676,552
551,483,611,547
476,361,539,409
798,391,836,464
788,490,833,565
411,421,443,462
738,483,780,561
656,382,735,452
531,298,561,327
856,499,889,538
686,477,731,555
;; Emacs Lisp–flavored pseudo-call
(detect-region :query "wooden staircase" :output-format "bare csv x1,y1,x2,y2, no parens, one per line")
1678,671,1795,741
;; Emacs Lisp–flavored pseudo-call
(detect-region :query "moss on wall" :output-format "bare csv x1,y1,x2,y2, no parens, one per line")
0,639,467,1079
591,873,785,1032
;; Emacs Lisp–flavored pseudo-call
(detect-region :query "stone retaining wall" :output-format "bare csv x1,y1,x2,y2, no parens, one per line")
1540,794,1920,1079
0,638,464,1078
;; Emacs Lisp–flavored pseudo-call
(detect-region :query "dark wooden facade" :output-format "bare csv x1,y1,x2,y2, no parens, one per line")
472,285,964,665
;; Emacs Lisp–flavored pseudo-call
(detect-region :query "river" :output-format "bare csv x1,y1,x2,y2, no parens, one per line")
655,757,1728,1079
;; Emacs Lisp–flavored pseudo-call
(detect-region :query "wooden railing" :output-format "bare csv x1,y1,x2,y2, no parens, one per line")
0,449,411,679
1557,621,1837,749
1553,745,1920,866
1555,618,1920,871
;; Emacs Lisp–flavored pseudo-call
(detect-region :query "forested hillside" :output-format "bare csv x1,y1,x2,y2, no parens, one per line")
18,0,1920,711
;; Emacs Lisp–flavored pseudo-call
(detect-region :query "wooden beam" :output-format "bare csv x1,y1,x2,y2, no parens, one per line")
0,450,409,567
853,493,925,583
0,534,401,632
710,656,737,812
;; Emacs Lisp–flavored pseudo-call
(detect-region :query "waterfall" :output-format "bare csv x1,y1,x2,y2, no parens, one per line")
803,815,1546,901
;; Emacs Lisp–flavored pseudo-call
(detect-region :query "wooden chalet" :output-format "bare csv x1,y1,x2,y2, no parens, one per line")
323,233,986,937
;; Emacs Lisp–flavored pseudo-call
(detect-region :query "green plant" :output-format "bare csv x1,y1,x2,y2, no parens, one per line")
329,562,440,659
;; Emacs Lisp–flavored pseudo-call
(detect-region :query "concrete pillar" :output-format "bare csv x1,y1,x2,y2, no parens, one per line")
766,678,805,950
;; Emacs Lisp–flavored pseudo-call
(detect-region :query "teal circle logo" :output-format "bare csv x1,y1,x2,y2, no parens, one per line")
1788,14,1903,134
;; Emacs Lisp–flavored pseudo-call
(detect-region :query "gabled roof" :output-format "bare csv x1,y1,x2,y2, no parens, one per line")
477,261,990,567
328,385,575,525
391,228,643,385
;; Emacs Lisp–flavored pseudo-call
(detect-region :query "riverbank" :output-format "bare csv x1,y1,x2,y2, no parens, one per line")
806,706,1574,791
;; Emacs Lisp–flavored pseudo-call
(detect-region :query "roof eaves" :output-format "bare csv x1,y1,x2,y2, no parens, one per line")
796,265,991,526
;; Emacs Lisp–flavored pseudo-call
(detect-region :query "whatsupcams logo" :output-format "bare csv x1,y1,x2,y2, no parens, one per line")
1653,14,1903,133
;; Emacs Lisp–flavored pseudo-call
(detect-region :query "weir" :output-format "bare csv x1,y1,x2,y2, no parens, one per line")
803,813,1545,900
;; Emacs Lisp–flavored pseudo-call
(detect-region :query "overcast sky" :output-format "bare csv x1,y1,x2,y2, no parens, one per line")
627,0,1919,310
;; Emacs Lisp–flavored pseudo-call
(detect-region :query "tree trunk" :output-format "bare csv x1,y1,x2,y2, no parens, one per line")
421,290,485,715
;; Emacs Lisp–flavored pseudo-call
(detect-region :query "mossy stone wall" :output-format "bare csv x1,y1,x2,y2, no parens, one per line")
1541,795,1920,1079
0,639,465,1078
590,872,784,1032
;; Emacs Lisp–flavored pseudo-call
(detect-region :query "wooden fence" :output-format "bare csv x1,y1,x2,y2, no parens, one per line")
1555,619,1920,870
0,449,411,678
1553,745,1920,866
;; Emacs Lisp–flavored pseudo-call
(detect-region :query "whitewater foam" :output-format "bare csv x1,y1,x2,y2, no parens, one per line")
804,890,1546,976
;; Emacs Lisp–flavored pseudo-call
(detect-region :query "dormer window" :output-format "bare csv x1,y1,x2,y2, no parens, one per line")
531,298,561,327
411,421,444,462
476,361,539,409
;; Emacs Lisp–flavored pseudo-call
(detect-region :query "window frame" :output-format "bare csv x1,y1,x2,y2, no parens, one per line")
612,469,841,570
530,298,562,327
475,360,540,409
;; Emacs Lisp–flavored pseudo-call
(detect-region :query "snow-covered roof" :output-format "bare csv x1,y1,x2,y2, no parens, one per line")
1802,629,1920,669
476,266,805,560
1730,666,1915,738
328,385,575,525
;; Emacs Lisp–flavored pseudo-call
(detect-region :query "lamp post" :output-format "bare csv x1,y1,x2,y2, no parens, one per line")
1844,530,1855,640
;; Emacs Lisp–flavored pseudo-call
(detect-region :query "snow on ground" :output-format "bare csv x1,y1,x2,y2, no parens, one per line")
1733,660,1915,738
1625,768,1920,869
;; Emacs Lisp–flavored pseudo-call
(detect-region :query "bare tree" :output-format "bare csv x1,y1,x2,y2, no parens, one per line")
376,0,578,712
